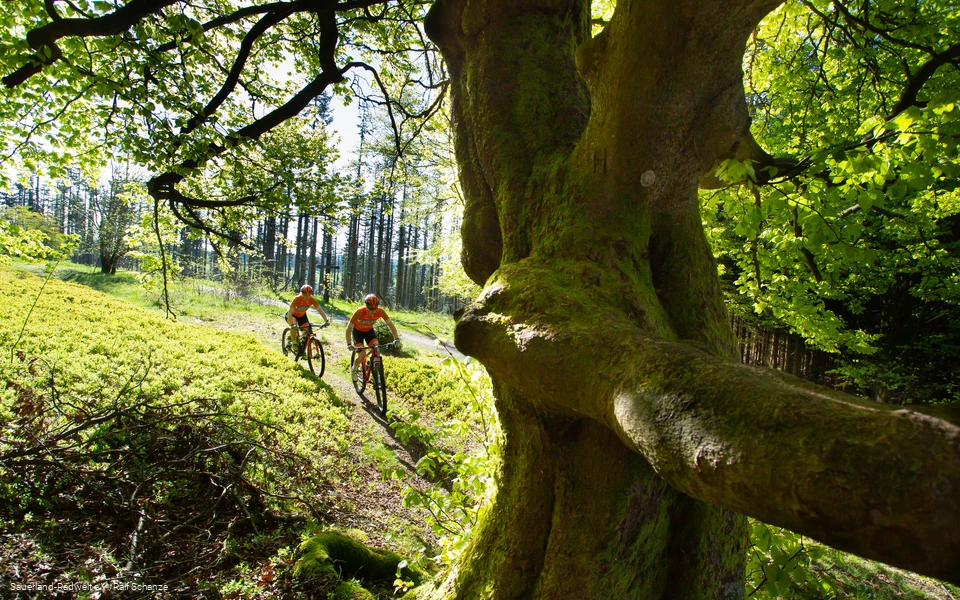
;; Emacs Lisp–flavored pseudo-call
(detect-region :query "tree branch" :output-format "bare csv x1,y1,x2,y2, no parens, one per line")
154,2,297,53
3,0,180,87
456,291,960,585
180,6,296,135
609,336,960,585
344,61,403,158
887,42,960,120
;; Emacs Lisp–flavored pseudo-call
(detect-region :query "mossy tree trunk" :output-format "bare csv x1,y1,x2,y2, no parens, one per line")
423,0,960,597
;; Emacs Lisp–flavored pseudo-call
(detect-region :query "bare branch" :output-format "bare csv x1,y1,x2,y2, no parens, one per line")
343,61,403,157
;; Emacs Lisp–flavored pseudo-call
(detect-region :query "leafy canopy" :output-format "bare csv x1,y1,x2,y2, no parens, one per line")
702,0,960,401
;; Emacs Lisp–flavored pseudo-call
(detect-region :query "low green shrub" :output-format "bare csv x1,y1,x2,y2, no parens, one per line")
0,265,354,594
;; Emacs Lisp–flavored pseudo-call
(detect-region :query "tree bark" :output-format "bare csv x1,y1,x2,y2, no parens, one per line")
423,0,960,596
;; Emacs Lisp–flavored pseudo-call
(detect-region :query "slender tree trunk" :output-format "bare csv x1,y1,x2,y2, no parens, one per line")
375,195,386,299
323,223,333,303
384,196,395,302
364,212,376,294
280,214,290,287
396,207,408,308
264,215,276,284
308,217,318,288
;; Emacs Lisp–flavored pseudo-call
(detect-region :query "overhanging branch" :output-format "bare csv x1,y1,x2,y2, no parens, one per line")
456,294,960,586
611,337,960,585
180,6,296,135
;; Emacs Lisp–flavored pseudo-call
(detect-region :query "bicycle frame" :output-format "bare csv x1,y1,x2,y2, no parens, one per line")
283,321,327,378
292,323,314,358
353,341,395,377
350,340,397,415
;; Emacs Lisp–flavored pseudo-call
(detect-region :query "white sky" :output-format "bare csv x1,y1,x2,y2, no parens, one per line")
329,92,362,172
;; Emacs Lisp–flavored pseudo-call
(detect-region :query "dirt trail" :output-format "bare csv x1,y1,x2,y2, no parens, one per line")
314,354,436,547
178,295,447,549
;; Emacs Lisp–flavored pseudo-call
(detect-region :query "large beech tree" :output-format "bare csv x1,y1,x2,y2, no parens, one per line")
423,0,959,596
2,0,959,597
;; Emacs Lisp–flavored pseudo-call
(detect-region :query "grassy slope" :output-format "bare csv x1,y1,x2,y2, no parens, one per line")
0,264,438,598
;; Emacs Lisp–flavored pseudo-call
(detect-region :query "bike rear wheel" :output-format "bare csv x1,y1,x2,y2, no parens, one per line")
350,348,367,394
372,361,387,416
306,337,325,378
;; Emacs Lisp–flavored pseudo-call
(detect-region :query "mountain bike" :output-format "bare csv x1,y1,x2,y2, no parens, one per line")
349,340,399,416
282,322,328,377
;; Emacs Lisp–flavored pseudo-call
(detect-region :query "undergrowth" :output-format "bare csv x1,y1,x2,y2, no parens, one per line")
0,265,353,597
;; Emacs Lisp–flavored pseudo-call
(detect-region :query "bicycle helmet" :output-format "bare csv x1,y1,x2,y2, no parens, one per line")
301,284,313,294
364,294,379,311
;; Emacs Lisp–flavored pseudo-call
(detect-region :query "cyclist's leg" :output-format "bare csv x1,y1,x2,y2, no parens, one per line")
351,328,368,375
354,343,366,367
285,311,298,346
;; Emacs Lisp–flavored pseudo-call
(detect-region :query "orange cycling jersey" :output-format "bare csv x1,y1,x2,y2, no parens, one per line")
350,307,388,332
290,295,318,317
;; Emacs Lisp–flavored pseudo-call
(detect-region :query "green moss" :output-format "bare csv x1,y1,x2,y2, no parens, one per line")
330,579,376,600
294,530,424,584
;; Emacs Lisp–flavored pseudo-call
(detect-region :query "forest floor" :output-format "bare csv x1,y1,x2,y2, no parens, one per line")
0,262,465,598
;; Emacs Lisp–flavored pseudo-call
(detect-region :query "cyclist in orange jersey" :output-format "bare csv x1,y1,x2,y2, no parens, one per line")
345,294,399,380
287,284,329,347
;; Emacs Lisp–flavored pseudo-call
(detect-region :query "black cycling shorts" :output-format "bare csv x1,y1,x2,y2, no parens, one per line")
287,311,310,328
352,328,378,345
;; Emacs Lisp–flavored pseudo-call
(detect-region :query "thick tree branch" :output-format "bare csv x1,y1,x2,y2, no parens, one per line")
610,337,960,585
3,0,180,87
456,292,960,583
456,279,960,585
887,42,960,120
25,0,179,46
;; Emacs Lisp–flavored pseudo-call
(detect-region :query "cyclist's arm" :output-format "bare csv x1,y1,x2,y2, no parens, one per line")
381,310,400,340
313,299,329,323
346,309,361,345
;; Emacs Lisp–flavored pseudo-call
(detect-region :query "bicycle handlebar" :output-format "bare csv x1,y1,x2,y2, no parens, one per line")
347,340,400,351
290,321,330,330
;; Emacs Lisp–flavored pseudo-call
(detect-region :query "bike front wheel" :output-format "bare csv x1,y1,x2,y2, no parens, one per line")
306,337,325,378
350,348,367,394
372,361,387,416
281,328,293,357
